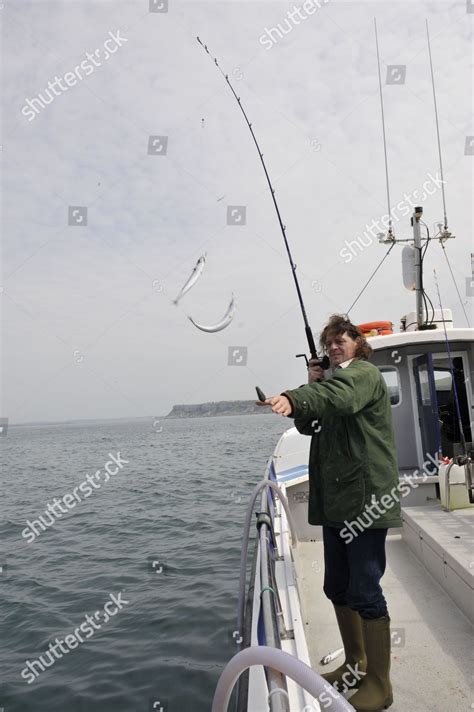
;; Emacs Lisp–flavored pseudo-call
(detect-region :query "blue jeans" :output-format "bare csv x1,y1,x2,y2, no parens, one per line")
322,525,388,619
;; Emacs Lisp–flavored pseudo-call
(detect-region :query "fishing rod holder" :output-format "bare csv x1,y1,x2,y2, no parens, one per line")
443,449,474,510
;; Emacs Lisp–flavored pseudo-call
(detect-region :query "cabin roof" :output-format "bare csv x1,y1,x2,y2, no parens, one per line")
367,327,473,351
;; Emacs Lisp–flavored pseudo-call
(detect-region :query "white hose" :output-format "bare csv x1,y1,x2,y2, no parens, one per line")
212,645,356,712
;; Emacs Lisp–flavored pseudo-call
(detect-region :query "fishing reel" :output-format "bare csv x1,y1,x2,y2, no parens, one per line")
296,353,330,370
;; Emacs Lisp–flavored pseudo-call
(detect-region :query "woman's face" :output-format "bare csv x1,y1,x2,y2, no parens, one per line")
325,332,358,368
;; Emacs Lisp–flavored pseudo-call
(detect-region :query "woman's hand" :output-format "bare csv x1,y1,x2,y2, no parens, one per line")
308,358,325,384
255,395,293,416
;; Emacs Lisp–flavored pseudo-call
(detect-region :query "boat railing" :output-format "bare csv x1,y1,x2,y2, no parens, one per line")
228,457,355,712
234,458,297,712
256,472,291,712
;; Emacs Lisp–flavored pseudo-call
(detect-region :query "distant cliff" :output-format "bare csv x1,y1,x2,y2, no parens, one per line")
165,400,270,418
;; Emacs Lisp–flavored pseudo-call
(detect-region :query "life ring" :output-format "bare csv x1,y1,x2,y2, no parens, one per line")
357,321,393,336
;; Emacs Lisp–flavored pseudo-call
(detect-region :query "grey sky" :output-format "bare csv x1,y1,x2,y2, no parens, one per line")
2,0,472,424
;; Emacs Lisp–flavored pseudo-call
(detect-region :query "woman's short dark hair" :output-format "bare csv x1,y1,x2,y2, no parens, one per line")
319,314,373,360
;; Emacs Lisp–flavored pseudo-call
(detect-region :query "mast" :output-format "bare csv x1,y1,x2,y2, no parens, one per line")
374,20,456,331
412,207,424,328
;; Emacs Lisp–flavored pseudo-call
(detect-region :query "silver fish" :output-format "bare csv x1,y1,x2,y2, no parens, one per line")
320,647,344,666
188,293,236,333
173,253,206,306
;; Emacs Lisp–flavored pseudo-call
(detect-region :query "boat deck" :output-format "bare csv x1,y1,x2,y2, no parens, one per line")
294,533,473,711
402,505,473,622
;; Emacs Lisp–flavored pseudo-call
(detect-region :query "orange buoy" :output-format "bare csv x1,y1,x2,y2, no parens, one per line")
357,321,393,336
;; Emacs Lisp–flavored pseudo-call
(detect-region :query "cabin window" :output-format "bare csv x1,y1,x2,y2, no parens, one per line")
378,367,401,406
417,363,432,406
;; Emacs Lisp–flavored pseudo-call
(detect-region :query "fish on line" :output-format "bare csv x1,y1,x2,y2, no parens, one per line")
188,293,236,333
172,253,206,306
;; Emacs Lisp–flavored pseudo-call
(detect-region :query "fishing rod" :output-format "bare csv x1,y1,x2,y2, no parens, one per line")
196,37,329,379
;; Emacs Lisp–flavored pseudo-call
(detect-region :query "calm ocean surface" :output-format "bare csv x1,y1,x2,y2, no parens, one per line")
1,414,290,712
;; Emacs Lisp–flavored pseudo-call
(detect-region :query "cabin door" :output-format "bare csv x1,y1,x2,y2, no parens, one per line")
413,353,442,463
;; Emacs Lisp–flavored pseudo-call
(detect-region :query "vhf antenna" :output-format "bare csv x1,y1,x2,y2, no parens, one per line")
373,19,457,331
426,19,449,237
425,20,469,329
374,18,395,242
345,20,399,317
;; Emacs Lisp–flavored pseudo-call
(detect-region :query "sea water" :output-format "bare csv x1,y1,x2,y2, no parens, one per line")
0,414,290,712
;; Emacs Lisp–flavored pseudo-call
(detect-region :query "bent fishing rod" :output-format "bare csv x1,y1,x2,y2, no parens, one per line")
197,37,329,381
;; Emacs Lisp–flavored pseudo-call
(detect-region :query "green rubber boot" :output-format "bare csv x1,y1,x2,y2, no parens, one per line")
320,604,367,692
349,614,393,711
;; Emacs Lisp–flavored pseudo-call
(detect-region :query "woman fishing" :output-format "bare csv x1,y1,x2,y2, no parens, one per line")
257,314,401,712
197,38,401,711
